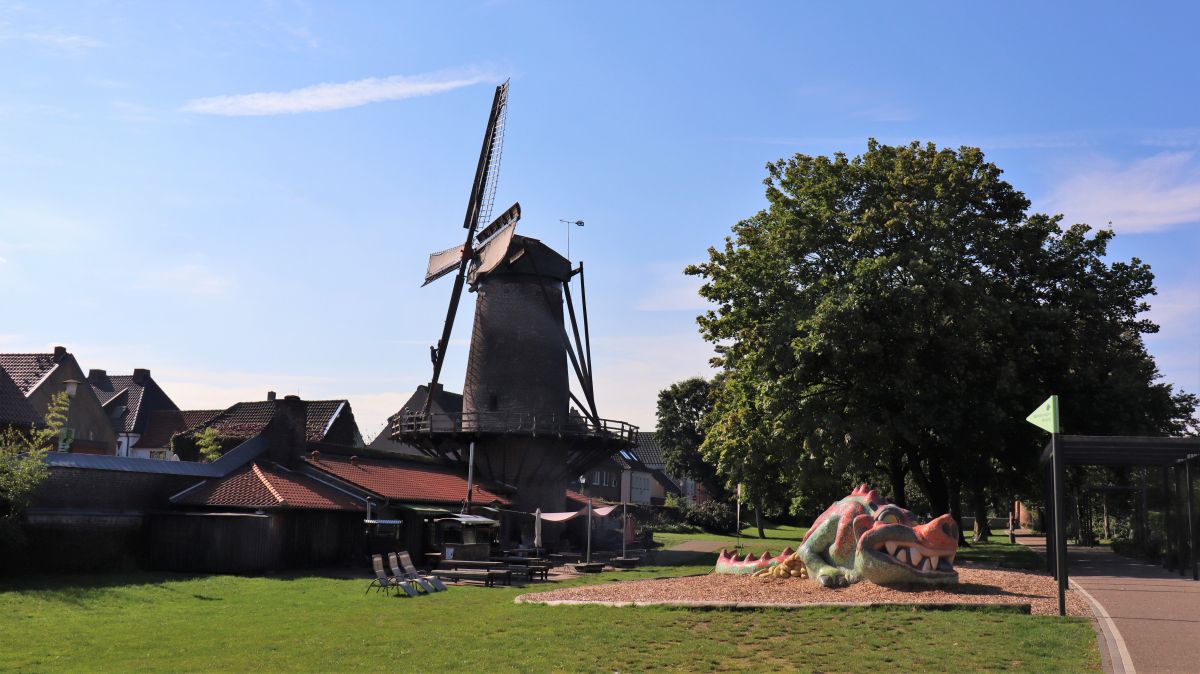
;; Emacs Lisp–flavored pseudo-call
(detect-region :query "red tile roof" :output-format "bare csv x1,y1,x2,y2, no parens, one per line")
305,454,511,506
173,462,364,511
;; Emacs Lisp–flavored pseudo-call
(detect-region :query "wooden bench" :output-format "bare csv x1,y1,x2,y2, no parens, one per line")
432,569,512,587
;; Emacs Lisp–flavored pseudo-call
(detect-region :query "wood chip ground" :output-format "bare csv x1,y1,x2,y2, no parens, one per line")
524,563,1091,616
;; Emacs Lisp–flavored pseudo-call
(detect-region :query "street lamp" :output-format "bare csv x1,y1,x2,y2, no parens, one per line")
61,379,82,452
579,474,592,563
559,219,584,262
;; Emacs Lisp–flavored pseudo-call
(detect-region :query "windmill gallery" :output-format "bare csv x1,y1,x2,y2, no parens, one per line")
12,82,646,575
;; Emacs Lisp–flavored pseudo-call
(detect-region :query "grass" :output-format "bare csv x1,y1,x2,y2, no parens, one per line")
956,531,1044,570
653,521,809,553
0,543,1098,673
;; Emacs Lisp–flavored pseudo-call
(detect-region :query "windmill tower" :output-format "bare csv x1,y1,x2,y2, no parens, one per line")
394,82,636,516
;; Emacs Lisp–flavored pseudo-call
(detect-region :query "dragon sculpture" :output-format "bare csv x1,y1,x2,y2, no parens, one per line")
716,484,959,587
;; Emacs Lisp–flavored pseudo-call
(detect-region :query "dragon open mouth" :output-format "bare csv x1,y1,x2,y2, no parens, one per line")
872,541,956,573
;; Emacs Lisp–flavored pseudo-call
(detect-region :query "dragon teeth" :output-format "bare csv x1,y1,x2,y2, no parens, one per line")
895,547,909,564
885,542,899,556
909,548,923,567
927,555,940,570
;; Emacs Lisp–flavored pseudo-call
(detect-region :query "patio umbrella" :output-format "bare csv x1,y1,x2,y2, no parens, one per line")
533,507,543,550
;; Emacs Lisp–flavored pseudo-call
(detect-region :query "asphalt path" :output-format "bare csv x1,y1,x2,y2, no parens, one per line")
1022,537,1200,674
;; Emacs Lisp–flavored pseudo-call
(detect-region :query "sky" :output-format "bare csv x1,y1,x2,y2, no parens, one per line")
1,1,1197,438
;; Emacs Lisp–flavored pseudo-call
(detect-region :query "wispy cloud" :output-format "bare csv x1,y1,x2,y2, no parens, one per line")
20,31,101,52
1043,152,1200,234
134,263,234,296
181,68,498,116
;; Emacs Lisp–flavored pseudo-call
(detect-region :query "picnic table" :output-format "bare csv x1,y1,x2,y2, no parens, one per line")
439,559,506,570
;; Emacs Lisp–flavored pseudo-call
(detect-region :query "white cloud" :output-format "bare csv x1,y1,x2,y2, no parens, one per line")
133,263,234,296
1043,152,1200,234
21,31,101,52
181,68,498,116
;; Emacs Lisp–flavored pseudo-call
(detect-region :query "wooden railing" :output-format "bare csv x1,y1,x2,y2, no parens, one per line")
392,411,638,444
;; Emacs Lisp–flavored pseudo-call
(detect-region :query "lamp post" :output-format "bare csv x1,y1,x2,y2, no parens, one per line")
61,379,81,452
559,219,584,263
579,474,591,563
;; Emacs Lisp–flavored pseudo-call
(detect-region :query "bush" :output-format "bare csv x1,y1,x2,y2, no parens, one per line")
685,499,737,533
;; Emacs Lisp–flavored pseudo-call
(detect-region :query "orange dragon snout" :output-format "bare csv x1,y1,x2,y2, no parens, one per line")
913,514,959,552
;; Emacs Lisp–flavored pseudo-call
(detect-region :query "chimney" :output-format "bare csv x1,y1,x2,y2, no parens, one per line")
267,391,277,402
309,450,320,461
350,456,359,467
132,368,150,385
53,346,66,361
87,369,107,383
264,395,307,466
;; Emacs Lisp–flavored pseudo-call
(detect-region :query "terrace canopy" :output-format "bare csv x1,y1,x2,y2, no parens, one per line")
1041,435,1199,613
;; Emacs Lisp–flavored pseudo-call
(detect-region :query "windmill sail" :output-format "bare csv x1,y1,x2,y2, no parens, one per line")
468,221,517,284
423,80,510,417
423,244,465,286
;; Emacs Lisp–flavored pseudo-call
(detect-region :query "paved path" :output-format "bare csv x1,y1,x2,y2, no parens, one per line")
665,540,731,553
1021,537,1200,674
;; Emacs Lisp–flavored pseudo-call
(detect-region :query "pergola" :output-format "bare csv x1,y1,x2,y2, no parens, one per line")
1041,435,1200,615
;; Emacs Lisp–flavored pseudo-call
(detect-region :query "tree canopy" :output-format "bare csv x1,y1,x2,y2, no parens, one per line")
687,140,1197,536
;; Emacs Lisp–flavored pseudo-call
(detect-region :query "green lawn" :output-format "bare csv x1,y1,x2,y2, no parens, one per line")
653,522,809,553
0,551,1098,673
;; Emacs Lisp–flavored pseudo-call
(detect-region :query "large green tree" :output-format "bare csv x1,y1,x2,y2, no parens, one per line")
655,377,725,501
688,140,1196,541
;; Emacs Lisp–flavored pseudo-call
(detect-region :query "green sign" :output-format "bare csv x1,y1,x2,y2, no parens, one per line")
1026,395,1059,434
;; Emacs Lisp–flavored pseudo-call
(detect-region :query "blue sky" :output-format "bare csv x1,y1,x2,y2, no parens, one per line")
1,1,1197,437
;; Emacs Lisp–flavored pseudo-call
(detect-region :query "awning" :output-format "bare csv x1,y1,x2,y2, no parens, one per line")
434,514,499,526
539,504,620,522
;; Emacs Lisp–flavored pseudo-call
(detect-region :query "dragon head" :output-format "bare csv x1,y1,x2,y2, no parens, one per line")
853,503,960,585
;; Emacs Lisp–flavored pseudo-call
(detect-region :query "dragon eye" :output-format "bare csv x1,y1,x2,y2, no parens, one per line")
878,511,899,524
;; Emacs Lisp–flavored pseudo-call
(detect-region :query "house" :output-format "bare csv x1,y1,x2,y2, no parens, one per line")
630,431,683,505
170,392,363,461
0,365,40,433
367,383,463,457
132,409,223,459
87,368,181,458
0,347,117,454
22,394,516,573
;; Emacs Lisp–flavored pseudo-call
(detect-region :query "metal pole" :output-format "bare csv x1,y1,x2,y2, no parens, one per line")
1187,457,1197,581
1051,432,1067,616
1162,466,1171,570
621,501,627,559
586,498,592,564
1045,460,1055,575
1009,498,1016,544
736,487,742,551
464,441,475,515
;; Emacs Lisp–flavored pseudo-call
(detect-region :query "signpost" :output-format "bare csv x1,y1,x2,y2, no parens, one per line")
1027,394,1066,616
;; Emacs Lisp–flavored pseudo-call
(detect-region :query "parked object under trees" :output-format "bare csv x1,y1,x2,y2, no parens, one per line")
687,140,1198,541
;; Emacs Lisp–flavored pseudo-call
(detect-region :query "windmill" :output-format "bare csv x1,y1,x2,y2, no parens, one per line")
396,82,636,516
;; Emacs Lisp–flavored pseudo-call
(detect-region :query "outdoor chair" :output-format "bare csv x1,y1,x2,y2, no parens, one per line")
367,554,417,597
389,552,439,593
398,551,448,592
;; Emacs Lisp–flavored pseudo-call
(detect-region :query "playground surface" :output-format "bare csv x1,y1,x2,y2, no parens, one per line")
521,562,1091,616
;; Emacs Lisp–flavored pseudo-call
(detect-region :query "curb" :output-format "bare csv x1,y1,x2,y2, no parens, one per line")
1070,579,1136,674
514,595,1031,613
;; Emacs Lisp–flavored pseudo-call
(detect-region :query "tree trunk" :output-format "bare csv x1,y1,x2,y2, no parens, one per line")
888,447,908,508
755,500,765,539
947,474,969,547
971,489,990,542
